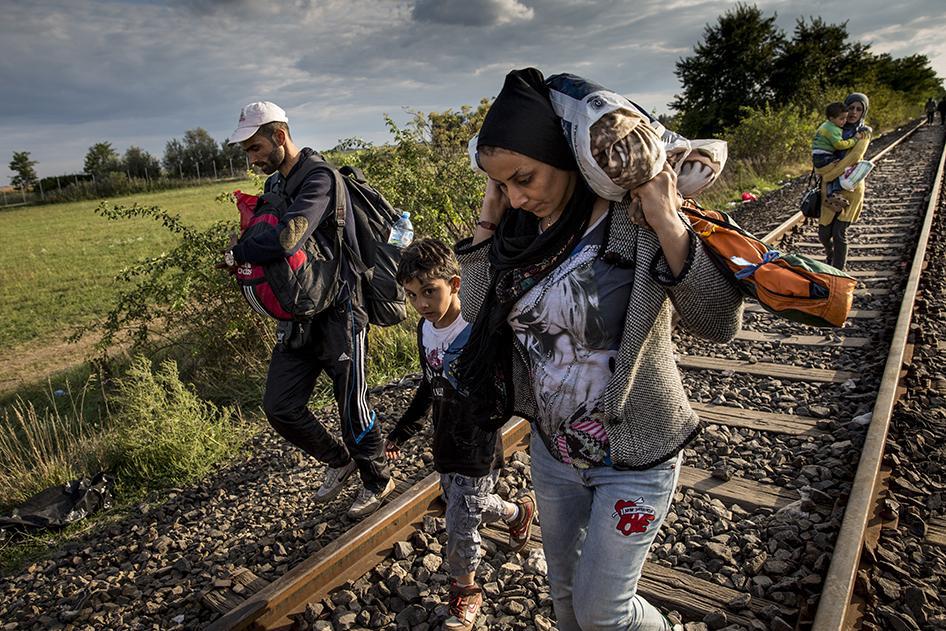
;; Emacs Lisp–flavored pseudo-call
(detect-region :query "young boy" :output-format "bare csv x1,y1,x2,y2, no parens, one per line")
812,101,865,209
385,238,535,631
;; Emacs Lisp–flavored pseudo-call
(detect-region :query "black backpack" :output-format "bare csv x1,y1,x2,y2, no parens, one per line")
239,155,408,326
285,156,407,327
328,163,408,327
234,164,345,322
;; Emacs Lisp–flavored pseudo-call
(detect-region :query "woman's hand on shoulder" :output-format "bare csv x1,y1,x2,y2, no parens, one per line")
629,163,684,234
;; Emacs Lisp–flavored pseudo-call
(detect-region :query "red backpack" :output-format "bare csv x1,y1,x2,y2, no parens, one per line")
232,182,344,321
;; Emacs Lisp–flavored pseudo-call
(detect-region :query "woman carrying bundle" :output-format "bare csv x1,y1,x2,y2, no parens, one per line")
454,68,743,630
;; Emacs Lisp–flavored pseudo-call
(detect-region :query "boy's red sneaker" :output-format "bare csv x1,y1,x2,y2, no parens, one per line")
444,581,482,630
508,492,536,553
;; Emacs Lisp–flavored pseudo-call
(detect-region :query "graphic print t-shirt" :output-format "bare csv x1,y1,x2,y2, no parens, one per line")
508,212,634,467
421,314,470,387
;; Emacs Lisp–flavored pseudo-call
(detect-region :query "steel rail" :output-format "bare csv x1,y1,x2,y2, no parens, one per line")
812,125,946,630
763,120,926,245
207,417,531,631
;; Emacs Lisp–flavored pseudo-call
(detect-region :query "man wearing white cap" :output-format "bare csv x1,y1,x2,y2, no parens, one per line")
223,101,393,518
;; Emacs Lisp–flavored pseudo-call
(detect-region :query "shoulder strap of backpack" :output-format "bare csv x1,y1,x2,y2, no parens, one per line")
325,168,371,277
338,165,367,183
276,156,352,272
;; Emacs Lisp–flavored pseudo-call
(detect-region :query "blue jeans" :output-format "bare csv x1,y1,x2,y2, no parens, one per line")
530,431,680,630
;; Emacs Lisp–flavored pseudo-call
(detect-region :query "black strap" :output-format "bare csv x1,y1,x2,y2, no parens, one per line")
276,156,348,270
805,167,821,189
329,169,371,276
339,165,367,183
285,156,376,280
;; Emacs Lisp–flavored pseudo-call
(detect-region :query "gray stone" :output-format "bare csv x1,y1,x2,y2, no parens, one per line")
702,610,728,630
421,553,442,573
392,541,414,560
704,542,735,565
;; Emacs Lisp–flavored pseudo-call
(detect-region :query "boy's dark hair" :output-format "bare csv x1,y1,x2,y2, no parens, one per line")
396,238,460,285
825,102,847,119
258,120,291,141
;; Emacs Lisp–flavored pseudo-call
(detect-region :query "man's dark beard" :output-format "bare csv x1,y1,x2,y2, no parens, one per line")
257,144,285,175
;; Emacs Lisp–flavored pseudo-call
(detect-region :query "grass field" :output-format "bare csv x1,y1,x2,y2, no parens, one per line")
0,180,254,389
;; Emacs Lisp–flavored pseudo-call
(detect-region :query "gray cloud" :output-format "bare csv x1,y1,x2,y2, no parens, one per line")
1,0,943,181
412,0,534,26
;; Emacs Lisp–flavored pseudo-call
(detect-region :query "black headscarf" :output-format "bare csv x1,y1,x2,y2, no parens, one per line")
476,67,576,171
460,68,598,428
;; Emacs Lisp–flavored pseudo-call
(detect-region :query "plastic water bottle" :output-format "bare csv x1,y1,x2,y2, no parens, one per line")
388,211,414,247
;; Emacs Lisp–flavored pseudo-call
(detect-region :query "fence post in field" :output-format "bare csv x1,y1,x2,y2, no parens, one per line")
229,157,234,176
21,187,26,203
38,179,44,201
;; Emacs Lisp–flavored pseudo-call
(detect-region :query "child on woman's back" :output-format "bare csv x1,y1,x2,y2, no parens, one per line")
385,238,536,631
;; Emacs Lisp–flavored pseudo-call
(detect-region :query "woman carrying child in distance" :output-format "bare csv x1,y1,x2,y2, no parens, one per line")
816,93,872,271
455,68,744,630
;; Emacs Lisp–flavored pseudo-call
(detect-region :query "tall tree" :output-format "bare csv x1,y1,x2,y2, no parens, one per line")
124,146,161,179
9,151,38,190
183,128,221,177
219,141,247,176
84,142,122,178
163,129,223,177
163,138,186,177
672,3,785,136
770,17,865,110
870,53,943,101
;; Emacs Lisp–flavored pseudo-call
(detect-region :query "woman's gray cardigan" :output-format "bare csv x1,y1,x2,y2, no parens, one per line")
455,205,744,470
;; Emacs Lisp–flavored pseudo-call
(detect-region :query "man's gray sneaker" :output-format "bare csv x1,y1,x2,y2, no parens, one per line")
315,460,357,503
347,477,395,518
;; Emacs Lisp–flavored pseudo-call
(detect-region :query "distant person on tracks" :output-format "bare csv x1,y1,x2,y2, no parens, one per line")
384,238,536,631
925,97,937,125
221,101,392,519
815,93,872,272
938,97,946,125
455,68,743,631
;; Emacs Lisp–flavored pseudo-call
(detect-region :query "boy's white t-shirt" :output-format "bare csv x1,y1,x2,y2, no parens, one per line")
421,314,469,374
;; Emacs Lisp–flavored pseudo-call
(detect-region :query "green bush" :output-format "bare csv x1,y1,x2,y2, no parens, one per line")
33,174,245,206
82,195,274,403
108,357,248,493
326,103,489,244
723,103,819,179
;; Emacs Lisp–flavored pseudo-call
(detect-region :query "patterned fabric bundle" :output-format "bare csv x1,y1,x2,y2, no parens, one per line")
544,73,727,200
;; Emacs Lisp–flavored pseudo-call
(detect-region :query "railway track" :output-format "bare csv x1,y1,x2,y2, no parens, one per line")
202,121,946,630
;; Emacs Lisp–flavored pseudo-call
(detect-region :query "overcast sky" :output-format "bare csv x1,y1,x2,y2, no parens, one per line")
2,0,944,181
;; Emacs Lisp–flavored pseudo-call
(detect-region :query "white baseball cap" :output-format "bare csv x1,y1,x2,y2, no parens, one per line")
228,101,289,144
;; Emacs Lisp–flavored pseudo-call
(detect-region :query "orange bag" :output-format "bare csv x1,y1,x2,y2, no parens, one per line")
681,201,855,327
